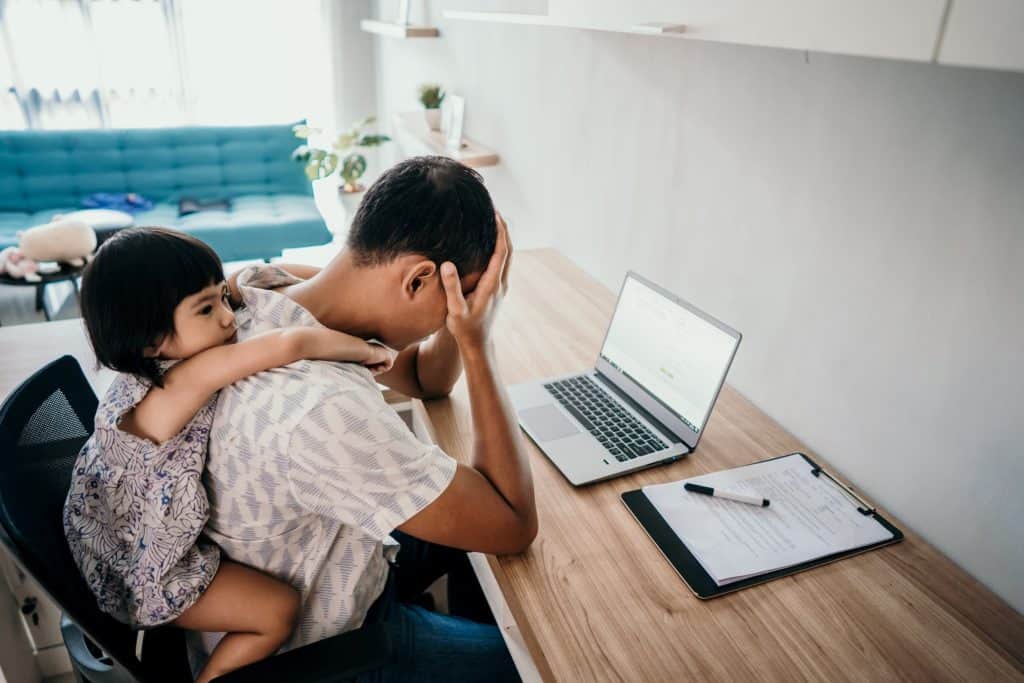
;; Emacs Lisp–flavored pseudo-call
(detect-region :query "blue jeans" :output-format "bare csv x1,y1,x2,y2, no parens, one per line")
352,532,520,682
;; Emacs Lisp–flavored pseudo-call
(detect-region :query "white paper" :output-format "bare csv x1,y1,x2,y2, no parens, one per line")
643,454,893,586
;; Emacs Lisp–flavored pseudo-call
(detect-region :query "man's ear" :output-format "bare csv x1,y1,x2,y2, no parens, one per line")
402,259,438,299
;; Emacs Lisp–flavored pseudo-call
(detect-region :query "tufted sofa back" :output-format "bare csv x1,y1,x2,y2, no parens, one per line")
0,123,310,212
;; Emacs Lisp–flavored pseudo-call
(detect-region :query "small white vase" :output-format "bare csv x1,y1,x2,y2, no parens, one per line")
424,108,441,131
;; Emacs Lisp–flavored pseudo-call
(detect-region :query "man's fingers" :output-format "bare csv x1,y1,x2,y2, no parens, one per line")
440,262,469,315
477,213,509,298
497,212,513,292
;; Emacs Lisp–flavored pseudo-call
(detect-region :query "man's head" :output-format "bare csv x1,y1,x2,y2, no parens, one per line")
343,156,497,348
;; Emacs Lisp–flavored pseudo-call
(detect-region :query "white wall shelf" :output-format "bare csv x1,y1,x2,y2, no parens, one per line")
360,19,439,38
392,112,499,168
443,10,560,28
444,10,686,36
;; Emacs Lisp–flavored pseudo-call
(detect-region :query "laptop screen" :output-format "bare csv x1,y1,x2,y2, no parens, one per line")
599,275,740,434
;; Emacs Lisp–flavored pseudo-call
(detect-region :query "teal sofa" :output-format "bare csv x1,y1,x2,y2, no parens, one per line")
0,124,331,262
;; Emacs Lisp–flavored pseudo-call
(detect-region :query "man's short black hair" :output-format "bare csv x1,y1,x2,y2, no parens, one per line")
346,156,497,274
80,227,224,387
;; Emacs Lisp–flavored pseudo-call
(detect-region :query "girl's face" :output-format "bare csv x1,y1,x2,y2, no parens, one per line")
152,281,236,360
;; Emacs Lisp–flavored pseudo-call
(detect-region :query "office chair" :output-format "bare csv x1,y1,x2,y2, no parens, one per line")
0,355,391,682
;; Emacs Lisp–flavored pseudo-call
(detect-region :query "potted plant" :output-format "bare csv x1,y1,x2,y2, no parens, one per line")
418,83,445,131
291,118,391,193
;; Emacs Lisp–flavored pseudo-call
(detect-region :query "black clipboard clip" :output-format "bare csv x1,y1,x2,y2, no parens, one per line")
810,465,876,516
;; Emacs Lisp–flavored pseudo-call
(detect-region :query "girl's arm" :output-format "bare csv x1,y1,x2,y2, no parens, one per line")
227,263,322,306
121,328,383,444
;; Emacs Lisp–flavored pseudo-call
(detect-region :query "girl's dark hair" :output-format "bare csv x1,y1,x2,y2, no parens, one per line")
80,227,224,387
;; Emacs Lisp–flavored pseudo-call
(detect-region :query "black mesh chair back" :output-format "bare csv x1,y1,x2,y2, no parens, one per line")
0,355,392,683
0,355,190,682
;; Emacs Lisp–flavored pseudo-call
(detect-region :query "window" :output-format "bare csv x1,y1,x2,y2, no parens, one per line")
0,0,333,130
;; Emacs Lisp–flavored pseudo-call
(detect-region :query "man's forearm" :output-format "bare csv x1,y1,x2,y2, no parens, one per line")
462,344,536,536
415,327,463,398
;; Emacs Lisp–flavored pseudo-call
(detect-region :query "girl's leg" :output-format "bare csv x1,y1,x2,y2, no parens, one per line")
173,560,300,683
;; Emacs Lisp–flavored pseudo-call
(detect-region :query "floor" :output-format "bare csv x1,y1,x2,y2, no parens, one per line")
0,281,81,327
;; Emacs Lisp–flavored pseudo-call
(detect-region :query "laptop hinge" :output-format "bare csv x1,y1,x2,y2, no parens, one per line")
593,372,693,452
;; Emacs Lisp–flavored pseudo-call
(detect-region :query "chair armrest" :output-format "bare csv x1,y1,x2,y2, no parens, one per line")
60,615,134,683
211,620,392,683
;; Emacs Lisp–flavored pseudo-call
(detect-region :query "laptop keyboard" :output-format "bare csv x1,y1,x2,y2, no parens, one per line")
544,376,667,462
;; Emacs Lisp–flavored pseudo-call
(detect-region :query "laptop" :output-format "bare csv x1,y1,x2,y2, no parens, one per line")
508,271,742,486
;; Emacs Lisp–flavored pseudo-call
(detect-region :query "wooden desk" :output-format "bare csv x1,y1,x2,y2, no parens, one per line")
422,249,1024,682
2,252,1022,681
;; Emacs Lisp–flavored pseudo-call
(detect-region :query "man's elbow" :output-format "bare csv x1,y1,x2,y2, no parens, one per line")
518,518,539,552
419,384,455,401
499,516,538,555
414,374,457,400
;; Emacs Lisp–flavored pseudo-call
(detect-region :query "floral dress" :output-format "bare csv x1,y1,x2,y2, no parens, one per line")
63,371,221,628
62,264,301,628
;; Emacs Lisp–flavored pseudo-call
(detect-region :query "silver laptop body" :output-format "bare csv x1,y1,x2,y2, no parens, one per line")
508,271,742,486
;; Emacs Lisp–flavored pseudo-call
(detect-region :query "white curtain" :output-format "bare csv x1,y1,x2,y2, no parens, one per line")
0,0,333,130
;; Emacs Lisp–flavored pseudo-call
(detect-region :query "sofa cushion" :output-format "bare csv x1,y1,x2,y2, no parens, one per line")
133,194,330,262
1,194,330,261
0,124,311,212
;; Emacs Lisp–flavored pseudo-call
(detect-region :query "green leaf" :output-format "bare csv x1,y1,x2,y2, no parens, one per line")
418,84,445,108
291,144,310,161
339,153,367,184
321,153,338,178
356,134,391,147
333,132,358,152
292,124,320,139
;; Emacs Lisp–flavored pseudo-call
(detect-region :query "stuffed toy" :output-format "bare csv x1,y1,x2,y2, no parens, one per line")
19,219,97,266
0,219,97,282
0,246,42,282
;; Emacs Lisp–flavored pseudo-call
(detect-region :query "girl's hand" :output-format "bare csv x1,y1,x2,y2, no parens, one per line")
364,342,398,376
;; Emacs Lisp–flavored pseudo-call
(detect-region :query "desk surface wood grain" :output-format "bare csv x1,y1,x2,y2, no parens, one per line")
421,249,1024,682
2,251,1021,681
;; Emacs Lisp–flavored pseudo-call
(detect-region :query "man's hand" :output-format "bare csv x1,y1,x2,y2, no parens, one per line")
397,211,536,554
440,212,512,351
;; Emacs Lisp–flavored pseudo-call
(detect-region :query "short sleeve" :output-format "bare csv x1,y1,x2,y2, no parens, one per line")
236,264,304,291
286,390,457,540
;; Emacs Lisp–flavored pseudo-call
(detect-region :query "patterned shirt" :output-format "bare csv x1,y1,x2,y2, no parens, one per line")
203,267,457,648
63,367,222,628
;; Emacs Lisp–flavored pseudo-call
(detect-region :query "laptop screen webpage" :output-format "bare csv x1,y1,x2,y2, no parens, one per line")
599,276,738,434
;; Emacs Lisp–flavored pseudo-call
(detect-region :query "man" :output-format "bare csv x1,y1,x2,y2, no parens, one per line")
202,157,534,680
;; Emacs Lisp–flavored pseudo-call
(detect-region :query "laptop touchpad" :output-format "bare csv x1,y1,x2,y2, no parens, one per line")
521,405,580,442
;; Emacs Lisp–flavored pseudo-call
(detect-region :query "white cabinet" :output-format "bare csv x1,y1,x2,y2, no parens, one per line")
0,548,72,677
547,0,949,61
938,0,1024,72
449,0,1024,71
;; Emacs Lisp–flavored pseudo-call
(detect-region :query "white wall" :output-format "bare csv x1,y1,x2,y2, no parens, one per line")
361,2,1024,612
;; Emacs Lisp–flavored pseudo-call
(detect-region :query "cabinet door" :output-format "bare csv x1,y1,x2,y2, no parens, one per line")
0,549,64,651
550,0,948,62
939,0,1024,72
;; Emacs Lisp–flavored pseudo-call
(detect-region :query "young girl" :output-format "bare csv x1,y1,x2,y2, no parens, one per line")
63,228,395,683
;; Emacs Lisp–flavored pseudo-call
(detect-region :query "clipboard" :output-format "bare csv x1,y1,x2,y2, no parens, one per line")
621,452,903,599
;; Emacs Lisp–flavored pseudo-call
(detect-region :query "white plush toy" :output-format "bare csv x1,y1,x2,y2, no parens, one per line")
0,246,42,282
20,219,97,265
0,219,97,282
